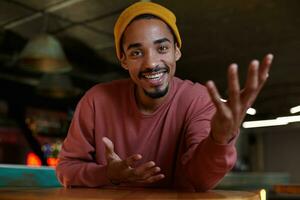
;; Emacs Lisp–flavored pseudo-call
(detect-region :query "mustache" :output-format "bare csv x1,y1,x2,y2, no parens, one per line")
139,65,170,78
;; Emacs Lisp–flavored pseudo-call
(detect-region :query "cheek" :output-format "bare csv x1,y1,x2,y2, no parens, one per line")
127,65,140,78
170,65,176,77
164,56,177,71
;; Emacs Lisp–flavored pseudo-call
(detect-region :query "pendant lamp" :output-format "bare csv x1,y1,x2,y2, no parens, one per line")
19,34,72,73
36,74,80,99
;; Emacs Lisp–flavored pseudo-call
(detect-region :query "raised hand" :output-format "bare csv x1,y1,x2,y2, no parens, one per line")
102,137,165,184
206,54,273,144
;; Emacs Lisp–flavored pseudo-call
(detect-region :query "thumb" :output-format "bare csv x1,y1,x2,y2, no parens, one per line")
102,137,120,162
102,137,114,154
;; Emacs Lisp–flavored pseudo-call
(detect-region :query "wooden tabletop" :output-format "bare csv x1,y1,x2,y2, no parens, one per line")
273,184,300,195
0,187,260,200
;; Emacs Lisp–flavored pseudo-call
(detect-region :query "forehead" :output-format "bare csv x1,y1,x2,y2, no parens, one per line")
122,18,174,46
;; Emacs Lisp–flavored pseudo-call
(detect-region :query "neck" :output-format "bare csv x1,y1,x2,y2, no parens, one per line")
135,86,170,115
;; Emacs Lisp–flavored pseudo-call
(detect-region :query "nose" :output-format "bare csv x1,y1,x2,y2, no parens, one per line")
142,50,159,69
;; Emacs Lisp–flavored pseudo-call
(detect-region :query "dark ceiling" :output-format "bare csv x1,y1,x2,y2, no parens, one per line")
0,0,300,119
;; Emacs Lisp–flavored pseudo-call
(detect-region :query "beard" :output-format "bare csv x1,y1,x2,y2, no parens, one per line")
143,85,169,99
139,64,170,99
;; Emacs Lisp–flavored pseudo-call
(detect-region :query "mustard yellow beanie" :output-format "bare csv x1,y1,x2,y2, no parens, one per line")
114,1,182,60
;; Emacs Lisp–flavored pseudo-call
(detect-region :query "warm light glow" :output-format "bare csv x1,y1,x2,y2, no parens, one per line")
26,152,42,167
290,105,300,114
277,115,300,123
220,98,227,102
243,114,300,128
243,119,288,128
47,157,58,167
260,189,266,200
220,98,256,115
246,108,256,115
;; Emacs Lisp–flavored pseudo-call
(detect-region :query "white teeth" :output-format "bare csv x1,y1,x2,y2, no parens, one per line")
144,72,163,80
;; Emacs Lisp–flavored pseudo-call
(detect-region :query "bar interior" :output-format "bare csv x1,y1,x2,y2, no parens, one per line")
0,0,300,199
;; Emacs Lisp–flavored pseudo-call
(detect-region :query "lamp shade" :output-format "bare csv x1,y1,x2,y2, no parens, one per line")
36,74,80,98
19,34,72,73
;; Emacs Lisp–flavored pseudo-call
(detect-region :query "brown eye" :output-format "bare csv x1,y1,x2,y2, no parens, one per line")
158,45,169,53
129,50,143,57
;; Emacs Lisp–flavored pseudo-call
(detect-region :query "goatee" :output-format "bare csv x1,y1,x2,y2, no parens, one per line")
144,85,169,99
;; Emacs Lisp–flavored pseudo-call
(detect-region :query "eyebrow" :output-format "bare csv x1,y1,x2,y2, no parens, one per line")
126,37,171,51
127,43,142,50
154,38,171,45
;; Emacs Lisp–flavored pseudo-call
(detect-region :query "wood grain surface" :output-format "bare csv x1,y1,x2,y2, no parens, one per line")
273,184,300,194
0,187,260,200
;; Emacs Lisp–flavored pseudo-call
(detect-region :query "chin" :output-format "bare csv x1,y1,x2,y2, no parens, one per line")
144,85,169,99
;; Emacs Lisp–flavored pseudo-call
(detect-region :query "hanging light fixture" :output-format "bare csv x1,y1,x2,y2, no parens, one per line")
36,73,80,98
19,34,72,73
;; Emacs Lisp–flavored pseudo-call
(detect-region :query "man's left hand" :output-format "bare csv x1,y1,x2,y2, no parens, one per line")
206,54,274,144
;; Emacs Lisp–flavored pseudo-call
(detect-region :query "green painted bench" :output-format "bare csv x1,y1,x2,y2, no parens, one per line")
0,164,289,190
0,164,61,187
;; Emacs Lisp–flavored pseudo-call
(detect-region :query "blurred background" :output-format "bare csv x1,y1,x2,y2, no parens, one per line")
0,0,300,198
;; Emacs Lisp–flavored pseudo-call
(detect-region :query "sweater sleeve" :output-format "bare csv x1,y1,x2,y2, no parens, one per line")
56,94,111,187
181,87,237,191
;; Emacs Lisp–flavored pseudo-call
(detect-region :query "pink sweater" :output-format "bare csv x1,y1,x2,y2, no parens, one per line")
56,77,237,191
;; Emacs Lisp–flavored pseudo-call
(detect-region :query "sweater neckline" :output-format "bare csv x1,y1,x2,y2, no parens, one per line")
129,78,177,118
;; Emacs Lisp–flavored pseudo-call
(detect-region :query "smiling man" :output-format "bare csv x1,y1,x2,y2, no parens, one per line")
56,2,273,191
119,14,181,113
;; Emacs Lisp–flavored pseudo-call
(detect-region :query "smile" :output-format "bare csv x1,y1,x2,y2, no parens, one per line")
141,67,168,80
143,72,164,80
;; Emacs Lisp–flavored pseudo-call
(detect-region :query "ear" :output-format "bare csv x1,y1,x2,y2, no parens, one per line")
175,44,182,61
120,53,128,70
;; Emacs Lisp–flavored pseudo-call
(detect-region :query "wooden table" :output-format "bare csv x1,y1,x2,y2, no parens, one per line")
0,187,260,200
273,184,300,194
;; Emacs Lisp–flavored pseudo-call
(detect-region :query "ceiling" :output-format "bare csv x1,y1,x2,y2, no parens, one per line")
0,0,300,119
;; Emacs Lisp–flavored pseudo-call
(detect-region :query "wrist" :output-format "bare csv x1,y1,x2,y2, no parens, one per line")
109,178,121,185
210,132,230,144
107,172,122,185
106,165,122,186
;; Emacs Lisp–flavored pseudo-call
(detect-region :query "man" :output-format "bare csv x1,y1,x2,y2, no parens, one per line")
56,2,273,191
